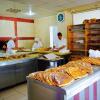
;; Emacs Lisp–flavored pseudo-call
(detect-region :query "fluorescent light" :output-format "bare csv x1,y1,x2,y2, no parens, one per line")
28,10,36,16
25,10,36,16
24,5,36,16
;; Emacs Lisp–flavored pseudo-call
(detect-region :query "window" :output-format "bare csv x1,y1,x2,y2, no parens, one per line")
73,9,100,25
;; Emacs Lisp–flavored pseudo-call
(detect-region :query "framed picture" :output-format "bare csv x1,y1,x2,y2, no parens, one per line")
57,13,65,22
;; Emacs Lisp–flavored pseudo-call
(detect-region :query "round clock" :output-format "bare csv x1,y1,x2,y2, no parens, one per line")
57,13,65,22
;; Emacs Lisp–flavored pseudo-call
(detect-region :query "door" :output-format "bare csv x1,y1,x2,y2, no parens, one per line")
49,26,58,48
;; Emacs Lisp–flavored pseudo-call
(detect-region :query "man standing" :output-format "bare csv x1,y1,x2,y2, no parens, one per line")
32,37,43,51
54,32,67,51
6,36,15,53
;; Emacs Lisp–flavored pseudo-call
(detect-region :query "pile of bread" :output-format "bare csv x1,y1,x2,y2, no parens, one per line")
81,57,100,66
29,57,100,87
35,48,50,52
0,54,29,61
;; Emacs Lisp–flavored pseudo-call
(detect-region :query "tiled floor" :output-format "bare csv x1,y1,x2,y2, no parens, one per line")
0,83,28,100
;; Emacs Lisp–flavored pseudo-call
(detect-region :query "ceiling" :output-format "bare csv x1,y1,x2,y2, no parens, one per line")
0,0,100,19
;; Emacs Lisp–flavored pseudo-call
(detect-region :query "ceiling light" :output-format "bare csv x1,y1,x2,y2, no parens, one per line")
25,10,36,16
25,5,36,16
29,10,35,16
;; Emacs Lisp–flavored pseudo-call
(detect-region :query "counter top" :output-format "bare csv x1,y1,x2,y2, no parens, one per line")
38,56,64,62
53,52,71,56
0,51,70,67
0,53,40,67
32,51,71,55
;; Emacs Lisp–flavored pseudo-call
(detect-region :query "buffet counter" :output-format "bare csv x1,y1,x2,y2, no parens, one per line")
0,52,40,89
27,66,100,100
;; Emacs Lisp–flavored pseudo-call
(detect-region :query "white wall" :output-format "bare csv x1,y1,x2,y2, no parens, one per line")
17,22,35,48
0,20,14,37
17,22,35,37
18,40,34,49
73,9,100,24
34,16,56,47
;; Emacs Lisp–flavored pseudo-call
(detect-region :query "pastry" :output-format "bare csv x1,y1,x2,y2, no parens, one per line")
82,57,100,65
65,66,88,79
52,72,74,87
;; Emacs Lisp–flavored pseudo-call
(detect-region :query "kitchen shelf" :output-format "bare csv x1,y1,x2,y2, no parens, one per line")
70,49,87,52
88,34,100,36
72,29,84,32
89,28,100,30
67,19,100,59
88,43,100,46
